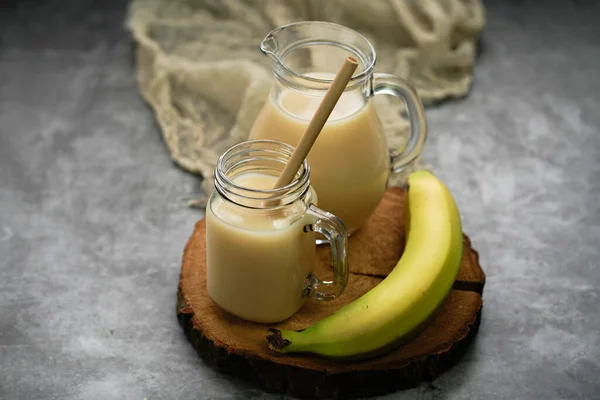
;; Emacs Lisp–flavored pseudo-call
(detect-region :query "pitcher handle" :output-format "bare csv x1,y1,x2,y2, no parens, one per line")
372,73,428,174
303,204,349,301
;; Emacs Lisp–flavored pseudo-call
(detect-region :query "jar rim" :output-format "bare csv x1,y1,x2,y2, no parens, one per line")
214,139,310,208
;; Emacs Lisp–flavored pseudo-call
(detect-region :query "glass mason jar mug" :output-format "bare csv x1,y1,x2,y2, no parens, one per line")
205,139,349,323
248,21,428,234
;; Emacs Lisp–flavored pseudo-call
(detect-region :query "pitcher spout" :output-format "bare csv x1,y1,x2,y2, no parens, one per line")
259,21,376,90
260,32,278,57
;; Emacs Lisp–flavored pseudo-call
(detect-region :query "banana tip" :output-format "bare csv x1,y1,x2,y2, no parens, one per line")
266,328,291,352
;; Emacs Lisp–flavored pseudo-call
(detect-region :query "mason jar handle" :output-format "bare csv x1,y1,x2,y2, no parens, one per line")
303,204,349,301
372,73,428,174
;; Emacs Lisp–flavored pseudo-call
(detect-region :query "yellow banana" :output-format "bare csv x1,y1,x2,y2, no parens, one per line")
266,170,463,359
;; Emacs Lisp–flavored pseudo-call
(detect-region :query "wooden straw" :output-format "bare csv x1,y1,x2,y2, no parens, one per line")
273,56,359,188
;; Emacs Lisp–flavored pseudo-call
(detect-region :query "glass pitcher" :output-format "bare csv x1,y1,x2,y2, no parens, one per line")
248,21,427,234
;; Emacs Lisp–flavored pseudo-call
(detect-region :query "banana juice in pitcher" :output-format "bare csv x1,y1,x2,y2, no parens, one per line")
248,22,427,234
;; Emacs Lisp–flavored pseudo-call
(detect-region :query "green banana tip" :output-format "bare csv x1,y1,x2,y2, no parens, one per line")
266,328,291,352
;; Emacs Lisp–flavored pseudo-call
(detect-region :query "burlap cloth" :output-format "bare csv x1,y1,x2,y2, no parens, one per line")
126,0,485,206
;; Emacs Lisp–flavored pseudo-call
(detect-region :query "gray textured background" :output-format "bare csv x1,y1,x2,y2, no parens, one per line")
1,0,599,399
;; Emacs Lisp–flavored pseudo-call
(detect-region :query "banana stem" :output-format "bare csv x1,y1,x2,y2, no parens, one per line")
266,328,291,352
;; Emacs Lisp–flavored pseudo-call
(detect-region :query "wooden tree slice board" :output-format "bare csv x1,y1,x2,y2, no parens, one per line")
177,187,486,398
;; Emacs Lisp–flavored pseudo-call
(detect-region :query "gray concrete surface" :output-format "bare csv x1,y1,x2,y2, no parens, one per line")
1,0,599,399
